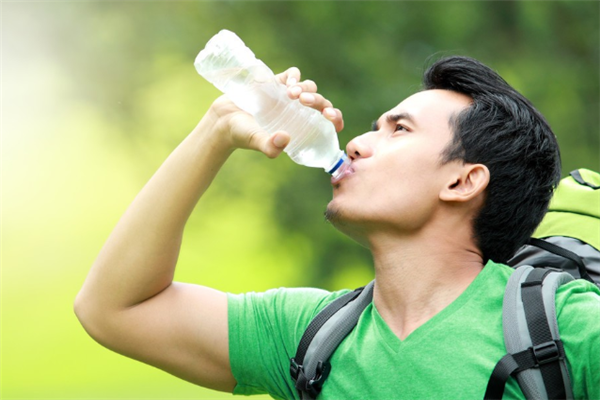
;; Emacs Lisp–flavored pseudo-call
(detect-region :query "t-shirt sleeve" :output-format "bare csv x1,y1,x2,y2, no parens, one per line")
227,287,350,400
555,279,600,400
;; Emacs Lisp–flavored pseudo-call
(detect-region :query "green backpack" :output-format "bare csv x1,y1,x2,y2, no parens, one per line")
508,168,600,284
290,169,600,400
536,168,600,251
484,168,600,399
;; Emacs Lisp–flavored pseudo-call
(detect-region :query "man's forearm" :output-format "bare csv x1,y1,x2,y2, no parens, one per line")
76,111,232,314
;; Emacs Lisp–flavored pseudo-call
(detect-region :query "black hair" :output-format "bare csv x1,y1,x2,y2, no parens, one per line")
423,56,562,264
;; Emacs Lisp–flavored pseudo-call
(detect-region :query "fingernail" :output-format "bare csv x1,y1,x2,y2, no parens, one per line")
273,134,287,148
300,93,315,104
290,86,302,96
287,77,297,86
324,108,336,119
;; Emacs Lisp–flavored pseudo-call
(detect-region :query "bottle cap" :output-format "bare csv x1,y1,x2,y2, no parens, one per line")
329,153,350,176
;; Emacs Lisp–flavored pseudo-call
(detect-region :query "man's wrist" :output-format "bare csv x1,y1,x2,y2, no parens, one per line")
191,104,237,157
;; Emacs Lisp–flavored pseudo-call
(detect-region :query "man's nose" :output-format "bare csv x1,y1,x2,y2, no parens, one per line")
346,132,374,161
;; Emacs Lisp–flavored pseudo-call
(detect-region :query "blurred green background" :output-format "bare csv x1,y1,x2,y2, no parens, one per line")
2,1,598,399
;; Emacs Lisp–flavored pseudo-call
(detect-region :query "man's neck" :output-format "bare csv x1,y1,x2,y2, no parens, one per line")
368,229,484,341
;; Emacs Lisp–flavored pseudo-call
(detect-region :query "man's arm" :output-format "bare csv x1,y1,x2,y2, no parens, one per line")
73,68,342,392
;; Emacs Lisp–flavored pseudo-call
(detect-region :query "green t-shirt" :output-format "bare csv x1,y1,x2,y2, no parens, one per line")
227,262,600,399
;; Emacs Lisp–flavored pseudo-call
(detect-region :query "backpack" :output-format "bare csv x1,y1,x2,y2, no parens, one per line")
290,168,600,400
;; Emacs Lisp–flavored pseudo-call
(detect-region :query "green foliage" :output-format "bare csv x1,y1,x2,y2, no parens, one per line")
2,1,598,399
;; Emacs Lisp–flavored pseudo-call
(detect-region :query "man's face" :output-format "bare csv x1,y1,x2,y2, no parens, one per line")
326,89,472,245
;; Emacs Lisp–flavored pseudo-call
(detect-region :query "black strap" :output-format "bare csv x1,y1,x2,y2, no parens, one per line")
520,268,567,399
570,169,600,189
527,237,594,283
485,354,521,399
484,341,566,399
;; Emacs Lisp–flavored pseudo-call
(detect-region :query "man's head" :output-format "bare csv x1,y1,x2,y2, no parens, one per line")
327,56,561,264
423,56,561,263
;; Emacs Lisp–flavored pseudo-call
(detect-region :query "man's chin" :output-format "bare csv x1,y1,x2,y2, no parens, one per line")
324,204,340,224
325,201,350,227
324,204,369,247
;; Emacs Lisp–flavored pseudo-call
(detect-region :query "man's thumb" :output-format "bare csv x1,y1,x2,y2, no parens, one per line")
263,132,290,158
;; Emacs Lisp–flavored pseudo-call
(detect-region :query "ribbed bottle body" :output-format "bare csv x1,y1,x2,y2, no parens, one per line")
195,30,345,173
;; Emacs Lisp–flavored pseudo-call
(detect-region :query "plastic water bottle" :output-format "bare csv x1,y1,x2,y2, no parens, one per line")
194,30,350,178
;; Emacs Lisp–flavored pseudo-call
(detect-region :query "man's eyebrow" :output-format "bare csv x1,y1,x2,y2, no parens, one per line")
387,112,416,126
371,112,416,131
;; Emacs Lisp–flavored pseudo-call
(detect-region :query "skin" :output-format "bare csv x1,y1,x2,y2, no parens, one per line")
74,69,490,393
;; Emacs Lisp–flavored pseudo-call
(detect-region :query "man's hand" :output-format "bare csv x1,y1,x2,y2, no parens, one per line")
208,67,345,158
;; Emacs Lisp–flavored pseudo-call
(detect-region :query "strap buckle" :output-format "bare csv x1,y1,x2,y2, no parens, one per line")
307,361,331,396
532,341,561,366
291,359,331,398
290,358,300,380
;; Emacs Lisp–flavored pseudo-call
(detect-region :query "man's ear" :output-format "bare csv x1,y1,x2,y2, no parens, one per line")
440,163,490,203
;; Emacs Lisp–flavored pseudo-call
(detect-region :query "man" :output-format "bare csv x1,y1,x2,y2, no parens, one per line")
74,56,600,399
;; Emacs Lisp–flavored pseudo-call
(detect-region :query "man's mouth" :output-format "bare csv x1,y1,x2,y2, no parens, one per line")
331,163,354,186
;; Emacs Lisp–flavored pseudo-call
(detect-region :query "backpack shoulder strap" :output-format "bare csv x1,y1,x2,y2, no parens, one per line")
485,266,574,400
290,280,374,400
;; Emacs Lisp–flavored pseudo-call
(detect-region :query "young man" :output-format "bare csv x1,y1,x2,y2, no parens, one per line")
74,56,600,399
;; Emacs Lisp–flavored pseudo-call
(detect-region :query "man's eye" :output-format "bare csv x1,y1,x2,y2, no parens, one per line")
395,125,408,132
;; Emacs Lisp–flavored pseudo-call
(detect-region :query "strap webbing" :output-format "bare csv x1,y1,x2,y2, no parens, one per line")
485,354,520,399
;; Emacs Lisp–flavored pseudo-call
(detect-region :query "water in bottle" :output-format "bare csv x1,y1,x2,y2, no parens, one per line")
194,30,350,178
